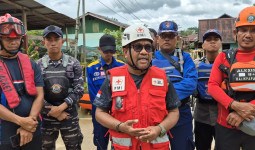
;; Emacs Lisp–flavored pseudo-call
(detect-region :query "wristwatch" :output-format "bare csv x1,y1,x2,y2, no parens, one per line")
157,124,166,137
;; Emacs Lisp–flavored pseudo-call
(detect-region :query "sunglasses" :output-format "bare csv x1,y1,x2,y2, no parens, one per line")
159,33,177,39
131,43,153,53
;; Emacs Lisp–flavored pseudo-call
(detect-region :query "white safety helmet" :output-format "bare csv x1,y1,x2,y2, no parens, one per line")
122,24,153,47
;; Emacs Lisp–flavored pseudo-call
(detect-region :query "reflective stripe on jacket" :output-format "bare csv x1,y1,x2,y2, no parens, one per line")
197,60,214,101
108,65,169,150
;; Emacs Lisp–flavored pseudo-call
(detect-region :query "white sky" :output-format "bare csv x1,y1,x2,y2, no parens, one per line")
35,0,253,31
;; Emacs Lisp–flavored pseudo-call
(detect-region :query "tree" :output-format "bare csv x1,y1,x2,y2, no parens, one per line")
103,28,126,62
179,27,198,36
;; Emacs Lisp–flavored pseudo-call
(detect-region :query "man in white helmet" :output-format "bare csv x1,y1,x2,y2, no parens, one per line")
94,24,180,150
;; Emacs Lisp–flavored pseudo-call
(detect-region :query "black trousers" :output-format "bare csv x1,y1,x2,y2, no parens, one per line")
0,135,42,150
215,123,255,150
194,121,215,150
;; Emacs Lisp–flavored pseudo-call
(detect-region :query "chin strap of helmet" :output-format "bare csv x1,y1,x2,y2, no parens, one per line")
0,38,23,57
127,45,151,73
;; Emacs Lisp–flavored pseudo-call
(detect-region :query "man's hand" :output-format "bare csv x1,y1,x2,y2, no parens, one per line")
56,112,70,121
45,106,63,118
226,111,244,127
137,126,161,143
17,127,33,146
231,101,255,121
119,120,148,137
18,117,38,132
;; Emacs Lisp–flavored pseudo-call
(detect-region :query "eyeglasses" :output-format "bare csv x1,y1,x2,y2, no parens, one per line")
0,22,25,36
159,33,177,39
131,43,153,53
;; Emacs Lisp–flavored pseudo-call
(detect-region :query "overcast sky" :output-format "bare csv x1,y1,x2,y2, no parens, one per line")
35,0,253,31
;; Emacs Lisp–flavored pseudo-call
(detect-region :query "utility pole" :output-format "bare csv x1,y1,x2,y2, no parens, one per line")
74,0,80,59
82,0,87,82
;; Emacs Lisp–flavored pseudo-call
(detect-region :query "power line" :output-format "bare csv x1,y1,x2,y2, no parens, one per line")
97,0,129,21
132,0,153,18
115,0,144,24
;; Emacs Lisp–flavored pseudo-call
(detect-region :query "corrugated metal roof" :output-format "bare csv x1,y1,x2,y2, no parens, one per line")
0,0,75,30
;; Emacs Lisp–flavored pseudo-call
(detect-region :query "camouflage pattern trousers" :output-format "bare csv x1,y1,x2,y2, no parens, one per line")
41,108,83,150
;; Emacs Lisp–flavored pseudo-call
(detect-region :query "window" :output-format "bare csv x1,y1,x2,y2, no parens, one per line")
92,23,99,32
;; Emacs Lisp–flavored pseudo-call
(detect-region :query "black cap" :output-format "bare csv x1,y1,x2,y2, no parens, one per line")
43,25,63,38
99,34,116,51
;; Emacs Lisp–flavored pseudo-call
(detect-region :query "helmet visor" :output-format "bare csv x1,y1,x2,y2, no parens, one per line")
0,22,25,36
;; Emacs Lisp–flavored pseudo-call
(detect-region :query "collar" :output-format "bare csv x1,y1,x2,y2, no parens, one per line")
100,56,116,66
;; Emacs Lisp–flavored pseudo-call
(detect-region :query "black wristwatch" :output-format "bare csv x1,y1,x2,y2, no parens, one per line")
157,124,166,137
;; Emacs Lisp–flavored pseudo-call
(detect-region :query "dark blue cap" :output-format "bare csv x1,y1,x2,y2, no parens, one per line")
158,21,178,34
43,25,63,38
203,29,222,42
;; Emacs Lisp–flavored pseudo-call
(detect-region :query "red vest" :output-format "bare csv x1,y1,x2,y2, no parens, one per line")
108,65,169,150
0,53,36,108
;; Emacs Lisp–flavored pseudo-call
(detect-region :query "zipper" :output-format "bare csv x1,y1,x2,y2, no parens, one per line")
138,89,141,128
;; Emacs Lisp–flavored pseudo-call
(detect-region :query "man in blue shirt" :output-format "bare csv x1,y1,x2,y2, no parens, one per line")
152,21,198,150
87,34,125,150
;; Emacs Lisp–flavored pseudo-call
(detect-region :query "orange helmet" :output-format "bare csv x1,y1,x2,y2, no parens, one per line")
0,13,26,37
235,6,255,28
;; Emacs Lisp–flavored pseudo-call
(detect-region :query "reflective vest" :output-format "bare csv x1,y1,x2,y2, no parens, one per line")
0,53,36,108
197,57,214,102
219,49,255,102
108,65,169,150
152,55,182,82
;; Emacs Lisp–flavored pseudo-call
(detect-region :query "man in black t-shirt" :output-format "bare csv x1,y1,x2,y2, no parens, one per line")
0,14,44,150
94,25,180,150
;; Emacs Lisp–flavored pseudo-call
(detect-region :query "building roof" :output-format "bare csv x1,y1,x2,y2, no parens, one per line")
218,13,233,18
84,12,129,29
198,14,236,42
0,0,76,30
185,34,198,42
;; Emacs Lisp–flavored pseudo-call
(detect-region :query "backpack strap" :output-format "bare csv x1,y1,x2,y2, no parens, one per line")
160,50,181,73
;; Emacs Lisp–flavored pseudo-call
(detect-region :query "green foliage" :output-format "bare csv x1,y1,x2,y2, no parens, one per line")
84,82,88,92
103,28,123,55
179,27,198,36
25,43,40,61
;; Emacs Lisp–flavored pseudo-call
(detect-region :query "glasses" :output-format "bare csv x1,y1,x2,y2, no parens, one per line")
0,22,25,36
131,43,153,53
159,33,177,39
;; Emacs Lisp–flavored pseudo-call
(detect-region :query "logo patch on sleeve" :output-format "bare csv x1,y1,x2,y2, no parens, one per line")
152,78,164,86
112,76,125,92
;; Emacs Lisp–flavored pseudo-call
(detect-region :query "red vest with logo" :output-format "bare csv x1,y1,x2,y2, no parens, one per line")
108,65,169,150
0,53,36,108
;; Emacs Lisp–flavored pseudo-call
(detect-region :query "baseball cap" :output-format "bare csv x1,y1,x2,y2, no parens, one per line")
158,21,178,35
99,34,116,51
239,117,255,136
203,29,222,42
43,25,63,38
